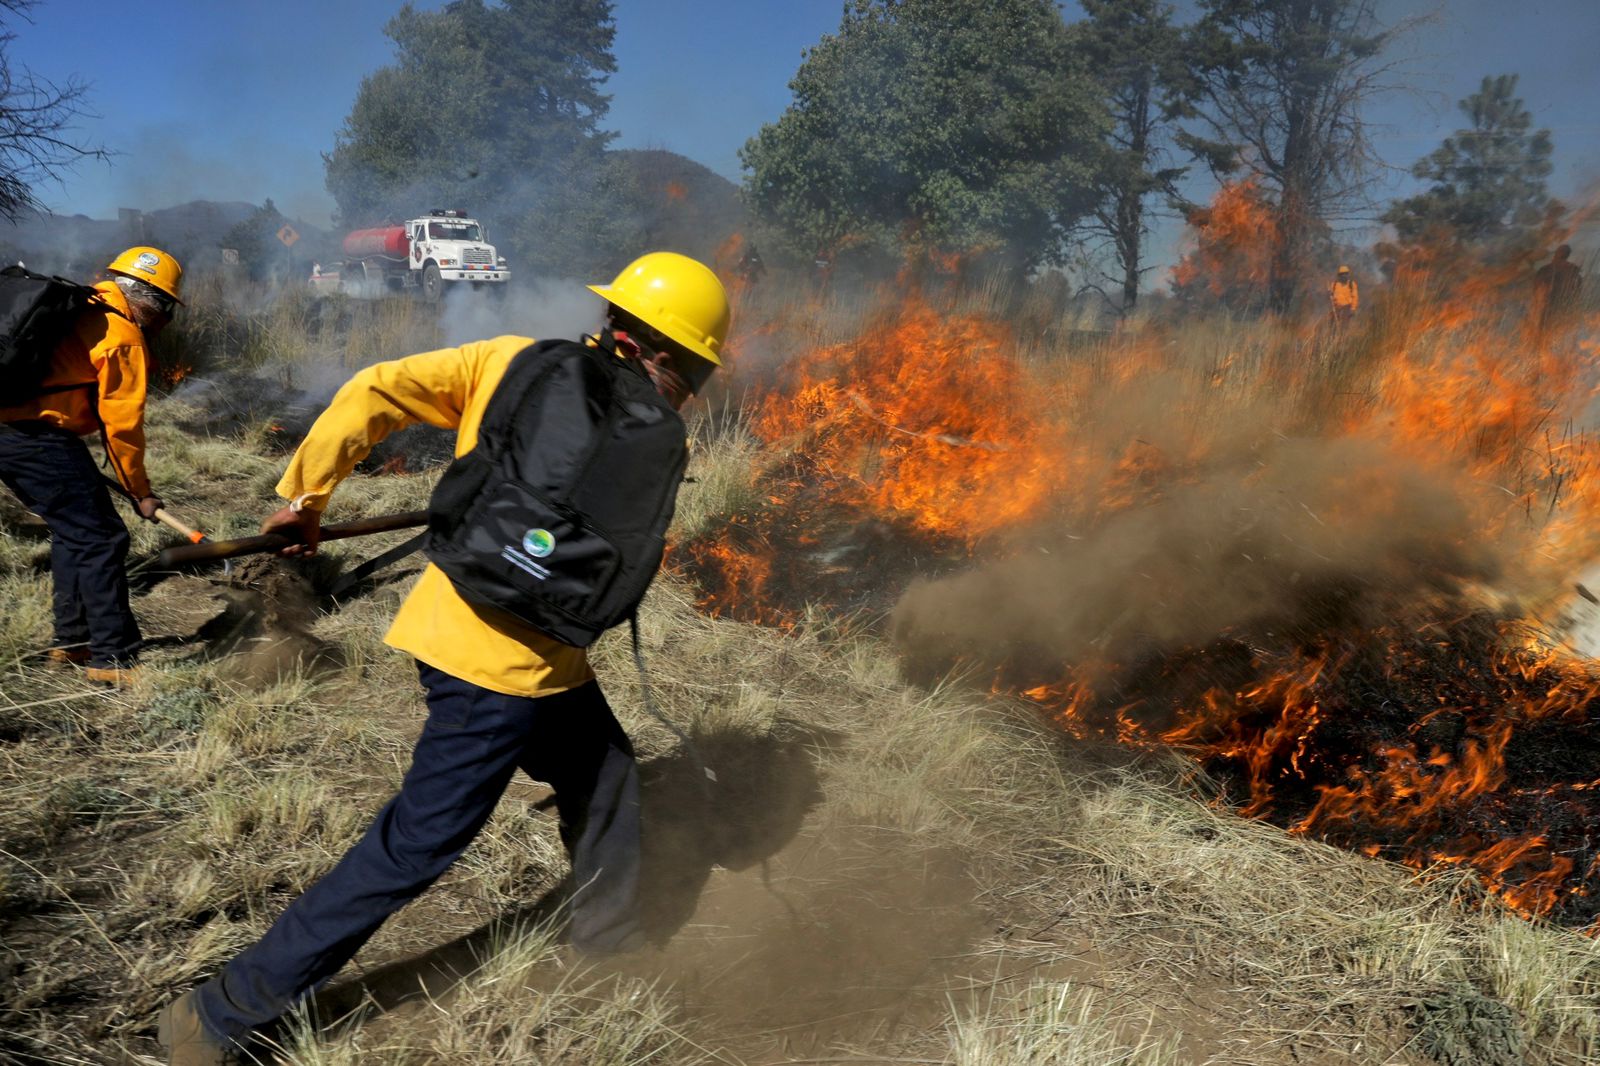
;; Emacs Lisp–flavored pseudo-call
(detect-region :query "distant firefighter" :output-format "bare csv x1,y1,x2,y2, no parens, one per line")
1534,243,1583,331
1328,265,1359,325
737,243,766,284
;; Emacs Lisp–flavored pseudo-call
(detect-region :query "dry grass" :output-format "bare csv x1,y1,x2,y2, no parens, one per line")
3,282,1600,1065
161,274,443,380
948,981,1183,1066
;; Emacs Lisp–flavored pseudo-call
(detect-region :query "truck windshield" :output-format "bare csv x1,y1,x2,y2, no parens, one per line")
427,221,482,241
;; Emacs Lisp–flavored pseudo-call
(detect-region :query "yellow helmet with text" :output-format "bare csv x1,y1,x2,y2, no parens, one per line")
588,252,729,366
108,246,184,304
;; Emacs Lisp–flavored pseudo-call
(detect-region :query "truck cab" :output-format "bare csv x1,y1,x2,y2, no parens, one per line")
406,209,509,299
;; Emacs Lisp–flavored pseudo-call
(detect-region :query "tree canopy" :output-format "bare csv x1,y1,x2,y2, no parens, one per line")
740,0,1106,279
1382,74,1559,256
1072,0,1194,311
324,0,618,274
221,199,289,282
1182,0,1396,311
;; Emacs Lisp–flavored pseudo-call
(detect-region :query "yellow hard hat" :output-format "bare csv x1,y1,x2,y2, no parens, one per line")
588,251,729,366
108,246,184,303
1337,264,1351,274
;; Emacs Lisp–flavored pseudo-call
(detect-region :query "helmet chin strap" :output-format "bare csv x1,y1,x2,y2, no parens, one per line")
607,328,644,360
599,317,706,401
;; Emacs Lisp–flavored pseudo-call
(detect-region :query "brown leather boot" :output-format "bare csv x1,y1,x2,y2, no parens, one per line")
45,647,90,667
85,664,142,687
157,989,238,1065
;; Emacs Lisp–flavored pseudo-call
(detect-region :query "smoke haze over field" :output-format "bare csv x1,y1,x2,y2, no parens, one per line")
892,431,1505,684
870,302,1593,687
436,278,604,351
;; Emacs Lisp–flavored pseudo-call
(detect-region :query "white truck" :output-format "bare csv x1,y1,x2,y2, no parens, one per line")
339,209,508,300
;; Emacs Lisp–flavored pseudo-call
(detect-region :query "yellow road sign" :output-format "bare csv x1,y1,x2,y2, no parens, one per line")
276,224,300,247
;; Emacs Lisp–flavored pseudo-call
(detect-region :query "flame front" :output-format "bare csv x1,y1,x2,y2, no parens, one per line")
681,195,1600,925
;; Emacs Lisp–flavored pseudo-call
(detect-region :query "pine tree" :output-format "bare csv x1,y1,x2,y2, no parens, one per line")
1074,0,1195,312
1182,0,1398,312
740,0,1106,280
1383,74,1558,254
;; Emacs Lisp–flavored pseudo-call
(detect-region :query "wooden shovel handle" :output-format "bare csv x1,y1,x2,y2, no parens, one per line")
153,508,208,544
149,511,430,568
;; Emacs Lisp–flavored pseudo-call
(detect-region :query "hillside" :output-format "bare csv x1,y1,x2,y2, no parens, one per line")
603,148,748,266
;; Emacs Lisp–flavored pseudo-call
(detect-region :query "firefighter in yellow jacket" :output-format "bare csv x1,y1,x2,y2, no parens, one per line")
157,252,730,1064
0,247,182,683
1328,264,1359,324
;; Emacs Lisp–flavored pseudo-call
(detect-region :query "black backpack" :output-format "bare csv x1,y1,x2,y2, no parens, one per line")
0,266,119,405
424,336,690,647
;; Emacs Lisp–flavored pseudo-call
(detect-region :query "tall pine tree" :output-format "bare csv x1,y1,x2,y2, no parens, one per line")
741,0,1106,281
1182,0,1398,312
1383,74,1558,255
1073,0,1194,312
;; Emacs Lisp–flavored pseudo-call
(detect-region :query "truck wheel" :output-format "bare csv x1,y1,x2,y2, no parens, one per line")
421,263,442,302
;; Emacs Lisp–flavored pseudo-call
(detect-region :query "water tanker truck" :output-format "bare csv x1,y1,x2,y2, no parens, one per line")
340,209,508,300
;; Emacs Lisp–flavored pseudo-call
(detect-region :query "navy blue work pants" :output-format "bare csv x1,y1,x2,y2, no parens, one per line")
0,421,142,666
194,664,643,1042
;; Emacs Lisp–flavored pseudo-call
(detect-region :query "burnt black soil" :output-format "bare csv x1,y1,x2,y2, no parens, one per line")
1052,610,1600,928
676,452,963,624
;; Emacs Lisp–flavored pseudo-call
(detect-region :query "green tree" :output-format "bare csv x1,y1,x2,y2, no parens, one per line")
325,0,617,274
1382,75,1558,254
740,0,1106,280
1072,0,1194,312
0,0,105,222
1182,0,1400,312
222,199,288,281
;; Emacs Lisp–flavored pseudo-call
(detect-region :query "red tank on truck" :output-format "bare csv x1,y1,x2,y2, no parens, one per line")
336,210,508,300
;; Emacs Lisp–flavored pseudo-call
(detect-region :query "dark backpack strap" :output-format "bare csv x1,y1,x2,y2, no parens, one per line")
329,531,428,598
87,290,133,324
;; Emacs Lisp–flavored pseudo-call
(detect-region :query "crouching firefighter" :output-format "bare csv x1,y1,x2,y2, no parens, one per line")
157,251,730,1064
0,247,183,684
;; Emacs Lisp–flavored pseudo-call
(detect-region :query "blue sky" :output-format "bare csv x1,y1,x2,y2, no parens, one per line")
10,0,1600,238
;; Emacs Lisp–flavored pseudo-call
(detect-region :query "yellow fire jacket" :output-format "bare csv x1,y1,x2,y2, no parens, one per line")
0,281,153,497
1329,278,1359,312
275,335,593,697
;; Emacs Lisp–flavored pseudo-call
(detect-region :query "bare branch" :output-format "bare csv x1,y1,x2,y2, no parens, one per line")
0,2,106,221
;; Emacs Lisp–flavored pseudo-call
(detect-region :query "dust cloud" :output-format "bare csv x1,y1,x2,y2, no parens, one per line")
891,374,1512,684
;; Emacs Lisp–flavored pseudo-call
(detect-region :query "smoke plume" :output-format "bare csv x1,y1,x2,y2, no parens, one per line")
892,431,1504,684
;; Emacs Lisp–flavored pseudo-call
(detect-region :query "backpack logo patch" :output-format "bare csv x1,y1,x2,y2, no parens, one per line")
522,528,555,558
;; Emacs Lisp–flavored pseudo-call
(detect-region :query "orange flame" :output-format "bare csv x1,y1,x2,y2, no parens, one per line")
1171,180,1279,305
681,220,1600,926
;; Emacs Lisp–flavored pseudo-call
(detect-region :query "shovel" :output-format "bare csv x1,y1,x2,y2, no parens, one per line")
101,474,233,577
100,473,217,544
146,511,429,570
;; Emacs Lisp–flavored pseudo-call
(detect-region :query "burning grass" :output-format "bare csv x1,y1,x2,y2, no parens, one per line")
683,256,1600,940
8,268,1600,1063
1028,610,1600,926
